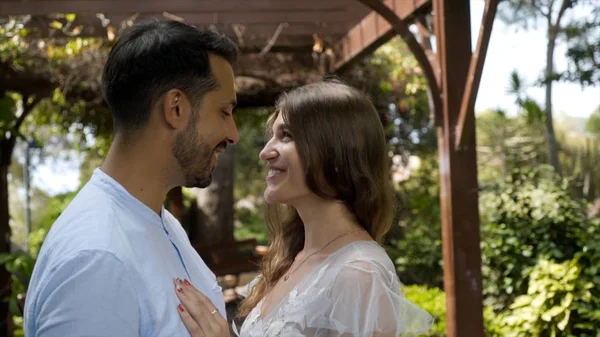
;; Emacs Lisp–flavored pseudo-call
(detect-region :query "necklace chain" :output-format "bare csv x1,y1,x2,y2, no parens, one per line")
283,228,363,282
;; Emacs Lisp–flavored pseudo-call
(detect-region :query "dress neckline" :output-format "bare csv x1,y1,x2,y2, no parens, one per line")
256,240,376,322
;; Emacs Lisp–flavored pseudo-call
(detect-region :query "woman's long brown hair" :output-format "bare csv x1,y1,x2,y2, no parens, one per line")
238,79,396,317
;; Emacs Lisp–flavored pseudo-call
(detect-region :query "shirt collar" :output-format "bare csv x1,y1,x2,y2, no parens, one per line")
90,168,165,229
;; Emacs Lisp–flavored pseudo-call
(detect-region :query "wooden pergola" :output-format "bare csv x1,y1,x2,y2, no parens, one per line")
0,1,499,336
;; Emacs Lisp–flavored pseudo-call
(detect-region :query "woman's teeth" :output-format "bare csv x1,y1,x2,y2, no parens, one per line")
269,169,283,176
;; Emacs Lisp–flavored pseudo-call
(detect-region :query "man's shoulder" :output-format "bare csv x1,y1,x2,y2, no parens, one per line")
39,181,121,262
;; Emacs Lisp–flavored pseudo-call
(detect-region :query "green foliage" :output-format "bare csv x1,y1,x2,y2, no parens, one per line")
233,108,272,201
402,285,505,337
0,94,17,133
586,106,600,137
341,37,436,159
0,19,29,61
476,109,547,183
2,16,112,151
0,189,76,326
234,205,268,246
0,252,35,316
35,191,77,251
487,245,600,337
563,4,600,86
480,166,590,311
230,108,272,245
506,70,546,124
404,285,446,337
497,258,582,336
388,155,443,288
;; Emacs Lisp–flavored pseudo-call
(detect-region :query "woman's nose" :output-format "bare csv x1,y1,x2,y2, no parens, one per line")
259,141,277,161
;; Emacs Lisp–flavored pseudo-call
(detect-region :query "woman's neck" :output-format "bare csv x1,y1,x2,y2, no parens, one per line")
293,197,365,253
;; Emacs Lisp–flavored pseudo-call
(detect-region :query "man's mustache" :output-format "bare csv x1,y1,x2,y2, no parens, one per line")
215,141,227,151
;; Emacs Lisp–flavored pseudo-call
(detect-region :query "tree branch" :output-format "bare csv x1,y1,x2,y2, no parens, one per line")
3,95,44,161
554,0,571,28
531,0,549,17
0,61,56,99
13,95,42,133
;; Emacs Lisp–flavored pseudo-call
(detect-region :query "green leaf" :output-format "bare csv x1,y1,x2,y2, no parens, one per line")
558,310,571,331
49,21,63,30
0,96,17,123
562,292,574,308
542,306,565,321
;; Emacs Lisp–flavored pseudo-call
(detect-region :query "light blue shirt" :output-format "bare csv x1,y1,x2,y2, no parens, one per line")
24,168,225,337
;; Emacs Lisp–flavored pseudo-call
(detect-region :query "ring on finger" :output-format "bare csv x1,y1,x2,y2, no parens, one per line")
210,309,218,315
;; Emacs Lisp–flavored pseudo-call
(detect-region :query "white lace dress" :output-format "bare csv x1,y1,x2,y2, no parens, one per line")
233,241,434,337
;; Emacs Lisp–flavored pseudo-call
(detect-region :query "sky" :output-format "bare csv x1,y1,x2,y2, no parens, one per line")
29,0,600,196
470,0,598,118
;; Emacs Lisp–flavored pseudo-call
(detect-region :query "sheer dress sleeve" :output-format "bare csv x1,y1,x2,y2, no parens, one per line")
302,259,434,337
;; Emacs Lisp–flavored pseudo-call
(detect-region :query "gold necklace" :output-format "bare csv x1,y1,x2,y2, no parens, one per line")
283,228,364,282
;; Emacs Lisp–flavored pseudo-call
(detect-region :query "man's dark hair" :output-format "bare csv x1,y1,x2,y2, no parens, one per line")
101,19,238,133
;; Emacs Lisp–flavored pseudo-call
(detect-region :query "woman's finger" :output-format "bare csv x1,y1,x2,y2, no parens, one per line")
177,303,205,337
177,278,229,336
174,279,215,336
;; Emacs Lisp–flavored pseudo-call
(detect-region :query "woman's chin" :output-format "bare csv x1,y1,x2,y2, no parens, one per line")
264,194,281,204
264,190,286,205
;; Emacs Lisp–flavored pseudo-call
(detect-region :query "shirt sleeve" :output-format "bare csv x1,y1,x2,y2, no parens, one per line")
29,249,140,337
305,260,434,337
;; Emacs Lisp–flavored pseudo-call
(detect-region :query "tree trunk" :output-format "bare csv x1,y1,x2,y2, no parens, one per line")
544,22,562,175
0,146,13,337
193,146,236,246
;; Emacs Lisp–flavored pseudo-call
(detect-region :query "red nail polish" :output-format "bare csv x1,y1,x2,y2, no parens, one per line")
184,279,191,286
178,304,185,312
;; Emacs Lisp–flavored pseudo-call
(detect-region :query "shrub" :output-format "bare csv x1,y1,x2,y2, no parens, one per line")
404,285,446,337
479,166,590,310
487,252,600,337
390,156,443,288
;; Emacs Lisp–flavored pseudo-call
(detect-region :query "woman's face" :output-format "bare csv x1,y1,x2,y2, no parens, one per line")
259,113,311,205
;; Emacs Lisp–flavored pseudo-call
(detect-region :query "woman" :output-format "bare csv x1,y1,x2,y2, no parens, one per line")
173,80,434,336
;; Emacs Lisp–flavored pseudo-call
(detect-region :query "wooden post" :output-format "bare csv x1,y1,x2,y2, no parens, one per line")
434,0,485,336
355,1,486,336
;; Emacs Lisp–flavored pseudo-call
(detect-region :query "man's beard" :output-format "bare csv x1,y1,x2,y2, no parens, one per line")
172,124,214,188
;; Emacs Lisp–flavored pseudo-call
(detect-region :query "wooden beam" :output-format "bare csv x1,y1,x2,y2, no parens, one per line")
101,11,358,25
415,15,440,86
354,0,441,124
434,0,485,336
334,0,431,71
0,0,360,16
455,0,499,149
20,15,347,47
197,23,352,37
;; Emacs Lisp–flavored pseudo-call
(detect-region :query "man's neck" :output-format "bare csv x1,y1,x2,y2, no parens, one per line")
100,137,173,215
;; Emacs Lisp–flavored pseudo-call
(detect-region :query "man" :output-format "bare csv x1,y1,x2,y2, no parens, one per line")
24,18,239,336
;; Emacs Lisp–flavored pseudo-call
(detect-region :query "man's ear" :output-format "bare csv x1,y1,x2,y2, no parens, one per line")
162,89,191,130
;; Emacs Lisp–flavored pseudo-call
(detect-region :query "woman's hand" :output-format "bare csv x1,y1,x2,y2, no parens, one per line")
174,278,230,337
